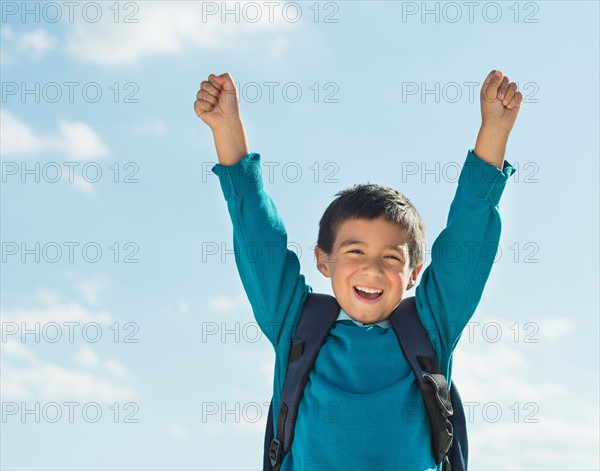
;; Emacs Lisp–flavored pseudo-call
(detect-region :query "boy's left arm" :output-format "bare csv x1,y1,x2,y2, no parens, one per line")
415,70,523,371
473,70,523,170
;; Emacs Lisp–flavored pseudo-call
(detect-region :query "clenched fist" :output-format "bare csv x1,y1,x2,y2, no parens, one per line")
194,72,242,132
480,70,523,133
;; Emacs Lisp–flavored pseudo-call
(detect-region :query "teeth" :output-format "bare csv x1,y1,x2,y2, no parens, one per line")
355,285,383,294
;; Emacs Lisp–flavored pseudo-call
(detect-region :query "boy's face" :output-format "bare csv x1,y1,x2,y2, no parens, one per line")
314,216,423,325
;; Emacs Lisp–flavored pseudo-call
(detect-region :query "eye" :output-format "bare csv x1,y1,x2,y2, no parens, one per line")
348,249,363,254
385,255,401,261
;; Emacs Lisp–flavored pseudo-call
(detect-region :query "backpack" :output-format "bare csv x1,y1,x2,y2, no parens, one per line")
263,292,468,471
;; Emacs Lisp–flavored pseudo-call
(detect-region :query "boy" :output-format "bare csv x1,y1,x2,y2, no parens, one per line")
194,70,521,470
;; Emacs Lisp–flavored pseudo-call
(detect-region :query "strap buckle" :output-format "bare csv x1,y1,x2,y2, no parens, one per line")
269,438,282,466
423,373,454,457
423,373,453,417
438,422,454,457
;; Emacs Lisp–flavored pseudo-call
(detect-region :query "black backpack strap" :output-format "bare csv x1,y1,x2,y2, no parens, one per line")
266,292,340,471
263,398,274,470
448,381,468,471
389,296,454,468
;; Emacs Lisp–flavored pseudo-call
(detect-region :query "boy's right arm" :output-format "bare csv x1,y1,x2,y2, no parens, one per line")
195,72,249,165
195,73,311,349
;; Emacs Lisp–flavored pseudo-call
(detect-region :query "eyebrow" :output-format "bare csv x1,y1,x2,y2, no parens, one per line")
338,239,407,254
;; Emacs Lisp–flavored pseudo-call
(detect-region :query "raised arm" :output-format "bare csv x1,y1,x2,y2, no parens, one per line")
195,72,249,165
195,73,311,348
474,69,523,170
415,70,522,370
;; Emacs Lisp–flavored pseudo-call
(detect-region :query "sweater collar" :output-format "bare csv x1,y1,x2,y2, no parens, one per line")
336,308,391,330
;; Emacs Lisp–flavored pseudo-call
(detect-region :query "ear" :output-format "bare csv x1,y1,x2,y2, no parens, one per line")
314,246,331,278
406,263,423,290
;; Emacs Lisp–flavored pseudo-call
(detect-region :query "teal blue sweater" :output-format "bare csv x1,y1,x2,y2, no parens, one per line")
212,149,515,470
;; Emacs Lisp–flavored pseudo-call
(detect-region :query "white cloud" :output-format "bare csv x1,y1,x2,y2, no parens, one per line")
72,177,95,193
164,293,248,317
75,347,100,368
104,359,129,379
0,109,46,155
18,29,57,58
536,316,576,342
167,424,188,439
452,314,577,401
2,286,135,403
2,361,136,402
161,298,191,316
0,110,110,160
0,367,31,399
266,34,289,60
2,300,112,329
57,120,110,159
177,299,189,315
209,297,236,311
0,26,57,64
449,312,594,468
2,338,37,362
1,340,135,402
132,116,167,136
64,2,298,66
470,418,599,469
208,294,249,312
76,278,110,307
453,343,566,402
35,288,61,306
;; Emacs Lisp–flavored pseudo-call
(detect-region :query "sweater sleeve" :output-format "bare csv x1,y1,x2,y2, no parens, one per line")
414,148,516,372
211,152,312,349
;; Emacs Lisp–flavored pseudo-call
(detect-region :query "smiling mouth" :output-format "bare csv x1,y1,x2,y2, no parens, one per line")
353,286,383,300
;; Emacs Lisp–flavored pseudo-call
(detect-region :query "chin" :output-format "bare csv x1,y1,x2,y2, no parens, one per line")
353,312,385,324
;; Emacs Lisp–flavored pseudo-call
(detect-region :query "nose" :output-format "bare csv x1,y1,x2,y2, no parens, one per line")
361,257,384,277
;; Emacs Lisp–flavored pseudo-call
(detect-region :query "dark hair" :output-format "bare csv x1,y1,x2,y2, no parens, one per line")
316,183,426,270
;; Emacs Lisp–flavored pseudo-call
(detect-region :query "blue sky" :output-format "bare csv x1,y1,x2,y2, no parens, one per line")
1,1,598,469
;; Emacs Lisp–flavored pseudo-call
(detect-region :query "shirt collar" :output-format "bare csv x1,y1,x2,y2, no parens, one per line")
336,307,391,330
